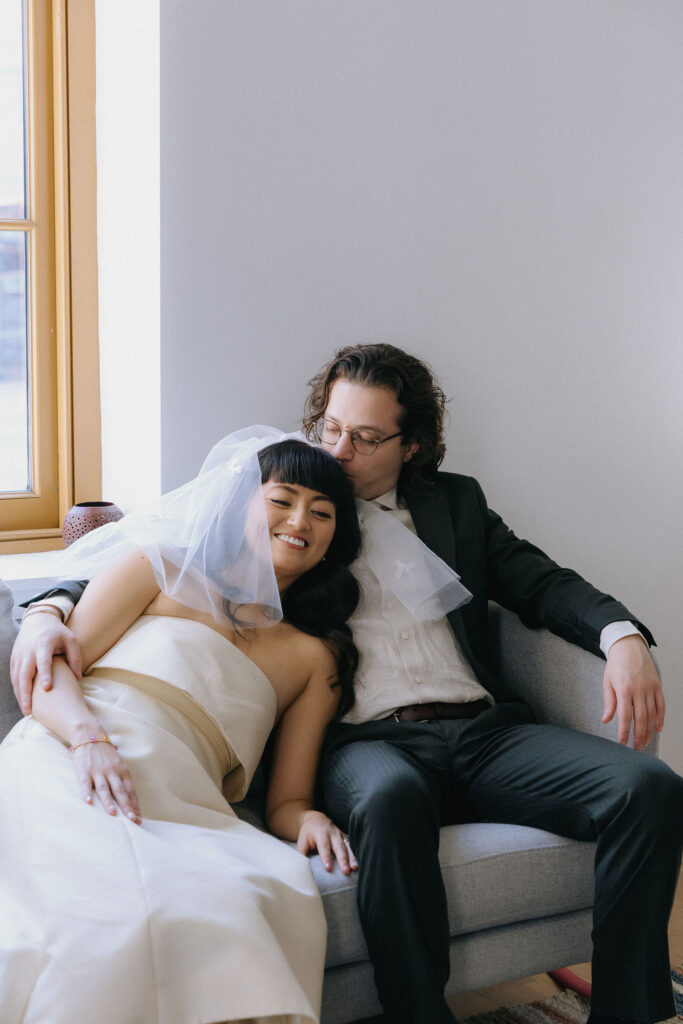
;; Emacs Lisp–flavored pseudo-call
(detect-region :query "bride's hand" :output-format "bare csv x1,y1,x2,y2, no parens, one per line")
296,811,358,875
70,738,142,824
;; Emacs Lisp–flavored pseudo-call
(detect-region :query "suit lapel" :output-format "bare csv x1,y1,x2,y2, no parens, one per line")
402,483,456,570
403,482,477,658
403,479,505,697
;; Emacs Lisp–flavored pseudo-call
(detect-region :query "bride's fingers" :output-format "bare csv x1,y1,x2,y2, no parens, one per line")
79,770,95,806
329,831,358,874
330,831,350,874
71,745,141,822
108,773,142,824
124,777,142,823
335,831,358,872
342,836,358,871
93,772,118,815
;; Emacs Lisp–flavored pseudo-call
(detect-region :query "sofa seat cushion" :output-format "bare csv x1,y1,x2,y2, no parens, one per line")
311,821,595,970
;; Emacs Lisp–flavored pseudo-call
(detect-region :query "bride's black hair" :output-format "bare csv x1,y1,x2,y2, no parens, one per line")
257,439,361,719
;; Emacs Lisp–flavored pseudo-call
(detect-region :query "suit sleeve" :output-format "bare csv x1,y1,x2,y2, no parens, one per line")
470,480,655,657
19,580,89,609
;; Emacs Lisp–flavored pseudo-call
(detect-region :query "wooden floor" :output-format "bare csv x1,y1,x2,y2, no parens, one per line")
356,872,683,1022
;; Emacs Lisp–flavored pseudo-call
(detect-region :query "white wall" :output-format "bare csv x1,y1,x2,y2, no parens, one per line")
158,1,683,771
96,0,160,510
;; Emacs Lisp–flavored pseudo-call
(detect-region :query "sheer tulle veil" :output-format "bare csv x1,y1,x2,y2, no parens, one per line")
53,424,471,627
54,426,290,627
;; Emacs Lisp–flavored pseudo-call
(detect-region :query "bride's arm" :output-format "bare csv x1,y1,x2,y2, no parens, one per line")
265,642,358,875
65,547,161,669
29,548,161,822
32,657,142,823
31,546,160,735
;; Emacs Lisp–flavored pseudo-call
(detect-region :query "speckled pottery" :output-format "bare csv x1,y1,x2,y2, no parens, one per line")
61,501,124,546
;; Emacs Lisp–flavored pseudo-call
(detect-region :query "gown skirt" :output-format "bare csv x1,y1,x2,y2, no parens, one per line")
0,615,326,1024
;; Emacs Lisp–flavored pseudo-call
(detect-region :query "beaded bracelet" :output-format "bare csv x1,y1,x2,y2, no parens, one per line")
68,735,119,754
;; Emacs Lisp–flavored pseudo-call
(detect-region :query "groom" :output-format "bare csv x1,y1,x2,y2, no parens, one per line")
11,343,683,1024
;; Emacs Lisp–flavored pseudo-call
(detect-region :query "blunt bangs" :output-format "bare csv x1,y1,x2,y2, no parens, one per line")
258,440,348,508
258,440,360,566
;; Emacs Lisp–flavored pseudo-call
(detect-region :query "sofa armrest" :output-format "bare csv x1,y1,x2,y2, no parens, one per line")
0,579,22,743
486,602,658,755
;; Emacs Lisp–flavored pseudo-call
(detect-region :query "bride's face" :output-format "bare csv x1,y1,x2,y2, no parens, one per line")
261,478,337,589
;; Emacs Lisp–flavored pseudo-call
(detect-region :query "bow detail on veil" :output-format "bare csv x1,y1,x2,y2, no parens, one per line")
354,500,472,620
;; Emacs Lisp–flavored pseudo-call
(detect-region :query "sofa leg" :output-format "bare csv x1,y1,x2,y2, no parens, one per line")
548,968,592,998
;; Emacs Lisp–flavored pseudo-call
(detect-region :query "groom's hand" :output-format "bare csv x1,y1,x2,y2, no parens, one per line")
10,613,83,714
602,635,665,750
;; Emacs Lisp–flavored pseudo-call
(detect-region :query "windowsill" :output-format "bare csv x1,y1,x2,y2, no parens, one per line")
0,551,62,619
0,550,63,581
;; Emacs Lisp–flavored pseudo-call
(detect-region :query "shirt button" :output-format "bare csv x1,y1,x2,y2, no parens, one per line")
414,676,422,684
401,631,410,640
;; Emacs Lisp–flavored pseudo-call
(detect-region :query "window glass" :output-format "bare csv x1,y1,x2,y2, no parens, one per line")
0,1,30,496
0,0,26,219
0,230,29,493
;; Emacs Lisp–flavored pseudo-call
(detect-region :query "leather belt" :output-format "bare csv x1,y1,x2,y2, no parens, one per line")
388,699,492,724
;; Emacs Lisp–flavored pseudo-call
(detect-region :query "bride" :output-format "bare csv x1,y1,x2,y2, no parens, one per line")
0,429,361,1024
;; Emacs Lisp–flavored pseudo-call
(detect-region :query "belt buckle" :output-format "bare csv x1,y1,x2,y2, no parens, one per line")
420,704,438,724
392,705,436,724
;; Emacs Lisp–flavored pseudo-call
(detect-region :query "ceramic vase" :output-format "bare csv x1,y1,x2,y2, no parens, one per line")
61,501,124,547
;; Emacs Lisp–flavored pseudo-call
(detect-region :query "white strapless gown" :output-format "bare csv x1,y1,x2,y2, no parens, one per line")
0,616,326,1024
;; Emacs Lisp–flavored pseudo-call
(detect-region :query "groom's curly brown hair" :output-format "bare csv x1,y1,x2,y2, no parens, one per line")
303,342,448,489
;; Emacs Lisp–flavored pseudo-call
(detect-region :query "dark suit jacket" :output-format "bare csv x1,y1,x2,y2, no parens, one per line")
403,471,654,703
21,581,88,612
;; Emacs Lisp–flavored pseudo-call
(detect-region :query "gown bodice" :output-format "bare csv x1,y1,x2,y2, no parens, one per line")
89,614,277,801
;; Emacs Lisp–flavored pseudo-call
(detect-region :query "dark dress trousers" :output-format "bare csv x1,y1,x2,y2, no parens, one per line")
323,472,683,1024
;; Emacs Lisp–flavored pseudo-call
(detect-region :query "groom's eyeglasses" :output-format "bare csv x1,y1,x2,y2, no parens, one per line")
316,419,403,456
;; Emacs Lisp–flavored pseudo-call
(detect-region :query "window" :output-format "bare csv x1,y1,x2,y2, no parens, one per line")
0,0,100,553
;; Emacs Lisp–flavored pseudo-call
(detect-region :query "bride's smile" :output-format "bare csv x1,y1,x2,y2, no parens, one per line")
262,480,337,589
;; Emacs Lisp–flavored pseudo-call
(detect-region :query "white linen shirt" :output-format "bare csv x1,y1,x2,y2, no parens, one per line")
342,489,492,724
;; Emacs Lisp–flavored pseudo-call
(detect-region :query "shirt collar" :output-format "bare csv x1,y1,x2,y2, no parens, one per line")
371,487,400,511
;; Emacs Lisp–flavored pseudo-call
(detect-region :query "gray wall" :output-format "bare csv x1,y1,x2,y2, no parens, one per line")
161,1,683,772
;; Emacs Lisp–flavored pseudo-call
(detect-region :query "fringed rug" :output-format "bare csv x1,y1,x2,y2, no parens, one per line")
464,965,683,1024
672,964,683,1016
464,988,590,1024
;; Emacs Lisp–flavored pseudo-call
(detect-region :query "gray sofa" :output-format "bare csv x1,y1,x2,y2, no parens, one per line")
0,580,658,1024
236,601,658,1024
0,580,21,738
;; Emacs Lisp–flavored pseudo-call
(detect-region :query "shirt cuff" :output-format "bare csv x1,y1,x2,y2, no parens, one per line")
26,594,75,623
599,620,647,658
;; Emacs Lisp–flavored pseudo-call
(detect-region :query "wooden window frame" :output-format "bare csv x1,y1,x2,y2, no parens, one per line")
0,0,100,554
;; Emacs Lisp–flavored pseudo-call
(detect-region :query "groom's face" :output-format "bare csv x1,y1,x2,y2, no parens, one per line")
322,380,419,500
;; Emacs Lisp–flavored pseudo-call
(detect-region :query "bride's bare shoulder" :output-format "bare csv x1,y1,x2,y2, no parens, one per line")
270,622,336,668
